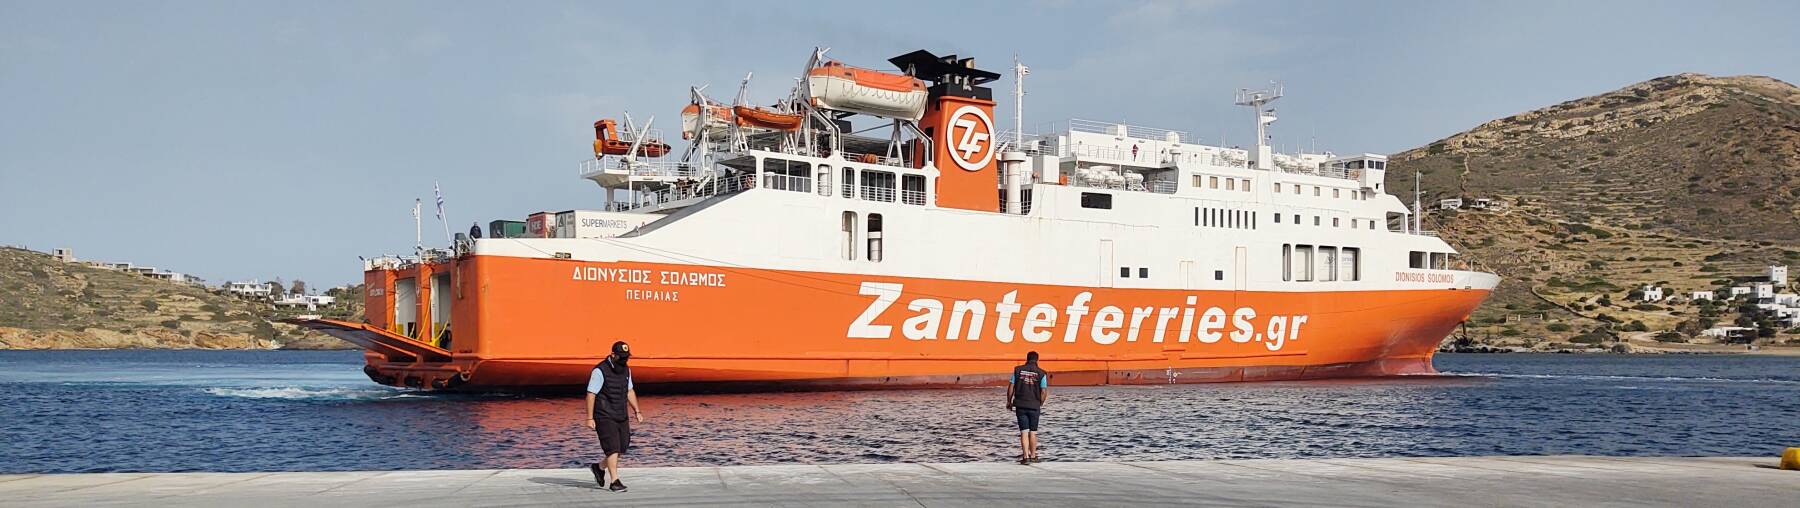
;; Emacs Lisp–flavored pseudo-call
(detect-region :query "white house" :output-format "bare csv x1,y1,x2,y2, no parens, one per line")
225,280,273,299
1701,326,1755,339
1689,290,1714,301
1768,265,1789,287
1777,293,1800,307
1639,285,1664,302
1439,198,1464,210
1754,282,1776,300
1730,286,1753,298
273,294,336,311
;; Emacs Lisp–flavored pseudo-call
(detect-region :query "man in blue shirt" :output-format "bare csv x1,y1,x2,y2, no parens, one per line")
1006,351,1049,464
586,341,642,492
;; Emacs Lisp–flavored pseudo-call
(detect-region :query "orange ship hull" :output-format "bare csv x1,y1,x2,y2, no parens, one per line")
306,255,1489,391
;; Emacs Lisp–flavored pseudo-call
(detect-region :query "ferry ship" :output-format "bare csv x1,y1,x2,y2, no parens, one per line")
298,49,1498,391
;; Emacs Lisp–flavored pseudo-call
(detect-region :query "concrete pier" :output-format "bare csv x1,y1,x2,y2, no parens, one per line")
1,456,1791,507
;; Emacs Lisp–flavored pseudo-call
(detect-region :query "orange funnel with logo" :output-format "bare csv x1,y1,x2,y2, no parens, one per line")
891,50,1003,212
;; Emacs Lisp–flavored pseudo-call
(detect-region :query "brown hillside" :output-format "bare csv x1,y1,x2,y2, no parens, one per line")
1393,73,1800,241
0,247,350,350
1386,74,1800,350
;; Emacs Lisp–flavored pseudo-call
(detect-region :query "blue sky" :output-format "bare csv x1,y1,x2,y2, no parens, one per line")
2,0,1795,287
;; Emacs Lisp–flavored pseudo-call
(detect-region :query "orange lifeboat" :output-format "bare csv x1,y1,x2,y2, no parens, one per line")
805,61,928,121
593,119,670,158
680,103,735,140
732,105,804,131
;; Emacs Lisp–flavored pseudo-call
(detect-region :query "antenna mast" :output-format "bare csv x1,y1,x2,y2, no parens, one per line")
1413,171,1423,234
1013,56,1028,146
1234,82,1283,171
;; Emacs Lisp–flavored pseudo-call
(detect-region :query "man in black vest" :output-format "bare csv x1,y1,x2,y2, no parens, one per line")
585,341,642,492
1006,351,1049,464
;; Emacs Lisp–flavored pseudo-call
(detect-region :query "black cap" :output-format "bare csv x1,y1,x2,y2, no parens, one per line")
612,341,630,355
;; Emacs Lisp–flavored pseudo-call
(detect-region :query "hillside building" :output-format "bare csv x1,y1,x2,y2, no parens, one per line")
1688,290,1714,301
1438,198,1463,210
225,280,273,299
273,294,336,311
1701,326,1755,340
1754,282,1775,300
51,248,74,263
1767,265,1788,287
1639,285,1665,302
1730,286,1753,298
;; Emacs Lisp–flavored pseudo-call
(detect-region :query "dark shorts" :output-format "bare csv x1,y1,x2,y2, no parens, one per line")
1014,407,1041,432
596,417,630,456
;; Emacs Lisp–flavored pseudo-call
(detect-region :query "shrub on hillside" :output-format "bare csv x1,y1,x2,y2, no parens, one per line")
1654,331,1687,343
140,299,159,311
1546,323,1572,332
1570,333,1608,345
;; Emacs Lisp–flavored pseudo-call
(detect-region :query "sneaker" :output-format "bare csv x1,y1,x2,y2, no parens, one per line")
609,480,628,492
588,463,606,487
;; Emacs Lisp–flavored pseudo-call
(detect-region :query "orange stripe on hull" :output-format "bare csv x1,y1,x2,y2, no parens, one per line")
361,256,1489,391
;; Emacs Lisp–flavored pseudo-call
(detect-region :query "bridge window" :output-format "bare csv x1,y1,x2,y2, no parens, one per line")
1409,251,1426,269
1209,176,1219,189
841,167,856,199
1225,179,1236,191
762,158,812,192
1121,267,1131,278
1081,192,1113,209
1273,183,1281,193
901,174,927,205
861,170,896,202
1138,267,1148,278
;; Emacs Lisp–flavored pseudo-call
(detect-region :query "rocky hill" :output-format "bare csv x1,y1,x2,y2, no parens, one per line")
1388,73,1800,350
0,247,350,350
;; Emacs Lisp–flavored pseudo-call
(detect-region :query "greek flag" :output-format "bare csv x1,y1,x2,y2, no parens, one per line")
433,182,445,220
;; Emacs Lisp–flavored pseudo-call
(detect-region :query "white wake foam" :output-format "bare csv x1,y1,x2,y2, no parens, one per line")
1435,372,1800,385
203,386,409,400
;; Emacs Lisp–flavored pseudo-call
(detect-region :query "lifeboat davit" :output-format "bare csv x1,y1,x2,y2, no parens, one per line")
806,61,928,121
732,105,805,131
680,103,783,139
593,119,670,158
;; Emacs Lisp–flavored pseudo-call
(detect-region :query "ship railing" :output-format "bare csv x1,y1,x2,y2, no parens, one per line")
859,185,896,203
1068,118,1191,143
762,173,812,193
1068,175,1155,193
995,132,1062,157
579,158,696,179
606,173,756,212
900,188,926,205
1163,151,1237,168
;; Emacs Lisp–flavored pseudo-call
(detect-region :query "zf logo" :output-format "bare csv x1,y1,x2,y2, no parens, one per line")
946,105,995,172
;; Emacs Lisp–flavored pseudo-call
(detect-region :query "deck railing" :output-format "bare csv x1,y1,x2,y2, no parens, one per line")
605,174,756,212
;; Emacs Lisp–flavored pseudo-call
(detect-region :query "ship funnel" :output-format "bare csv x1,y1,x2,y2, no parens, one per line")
891,49,1003,212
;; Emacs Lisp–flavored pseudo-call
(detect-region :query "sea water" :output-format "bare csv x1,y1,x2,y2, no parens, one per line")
1,350,1795,473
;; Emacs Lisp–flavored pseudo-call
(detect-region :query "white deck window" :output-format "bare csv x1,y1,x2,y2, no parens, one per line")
1319,247,1338,282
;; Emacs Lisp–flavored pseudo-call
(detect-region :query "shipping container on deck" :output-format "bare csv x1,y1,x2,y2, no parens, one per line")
553,210,659,238
487,220,527,239
525,212,553,238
